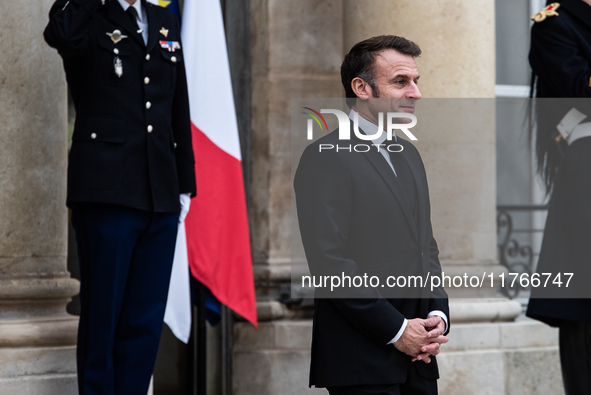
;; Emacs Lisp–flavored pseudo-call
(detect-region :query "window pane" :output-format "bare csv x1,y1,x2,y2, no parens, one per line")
496,0,531,86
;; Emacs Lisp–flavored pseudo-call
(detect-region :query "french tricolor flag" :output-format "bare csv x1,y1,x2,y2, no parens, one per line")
161,0,258,343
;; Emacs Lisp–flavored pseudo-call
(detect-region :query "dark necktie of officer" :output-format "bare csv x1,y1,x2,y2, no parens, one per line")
126,6,140,29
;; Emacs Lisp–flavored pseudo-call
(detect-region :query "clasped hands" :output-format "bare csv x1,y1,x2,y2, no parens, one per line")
393,316,448,364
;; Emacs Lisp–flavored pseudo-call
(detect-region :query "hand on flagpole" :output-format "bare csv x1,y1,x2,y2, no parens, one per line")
179,193,191,223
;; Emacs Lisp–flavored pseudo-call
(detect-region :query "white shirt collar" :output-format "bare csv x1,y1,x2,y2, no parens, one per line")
117,0,144,22
348,109,397,144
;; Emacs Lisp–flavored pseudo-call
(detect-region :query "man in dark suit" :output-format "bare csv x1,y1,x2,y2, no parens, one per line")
526,1,591,393
294,36,449,395
44,0,196,393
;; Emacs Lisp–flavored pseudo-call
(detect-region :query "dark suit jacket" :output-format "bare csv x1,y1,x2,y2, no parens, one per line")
526,0,591,325
294,124,449,388
44,0,196,213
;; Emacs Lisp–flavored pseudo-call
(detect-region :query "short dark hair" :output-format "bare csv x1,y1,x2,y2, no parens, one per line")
341,35,421,106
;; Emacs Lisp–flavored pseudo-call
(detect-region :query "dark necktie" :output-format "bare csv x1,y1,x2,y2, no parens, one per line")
126,6,140,29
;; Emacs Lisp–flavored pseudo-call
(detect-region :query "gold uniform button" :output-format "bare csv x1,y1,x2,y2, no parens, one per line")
91,133,97,139
171,56,177,63
146,101,152,109
144,77,150,84
147,125,153,133
145,54,151,61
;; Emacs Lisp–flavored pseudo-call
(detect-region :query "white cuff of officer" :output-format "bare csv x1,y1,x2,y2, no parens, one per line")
179,193,191,223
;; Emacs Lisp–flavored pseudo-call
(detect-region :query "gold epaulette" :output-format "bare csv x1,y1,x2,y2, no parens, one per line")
532,3,560,23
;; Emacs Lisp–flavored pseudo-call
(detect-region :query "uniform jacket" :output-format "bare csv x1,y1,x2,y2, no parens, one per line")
526,0,591,325
44,0,196,213
294,125,449,388
529,0,591,98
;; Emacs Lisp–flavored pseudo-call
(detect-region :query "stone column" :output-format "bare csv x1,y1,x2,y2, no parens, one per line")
343,0,503,306
343,0,512,309
233,0,343,394
342,1,560,394
0,1,79,393
249,0,344,316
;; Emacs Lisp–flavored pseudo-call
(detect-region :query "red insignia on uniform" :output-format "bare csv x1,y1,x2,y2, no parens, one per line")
531,3,560,23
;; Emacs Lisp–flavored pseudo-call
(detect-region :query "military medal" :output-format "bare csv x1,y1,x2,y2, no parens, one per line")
160,41,181,52
106,29,127,78
106,29,128,44
531,3,560,23
114,56,123,78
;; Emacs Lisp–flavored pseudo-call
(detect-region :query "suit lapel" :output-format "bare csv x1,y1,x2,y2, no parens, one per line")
107,1,144,47
402,144,429,243
356,136,420,243
144,0,164,53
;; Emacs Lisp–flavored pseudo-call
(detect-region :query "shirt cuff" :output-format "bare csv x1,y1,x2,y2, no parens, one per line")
387,318,408,344
428,310,448,334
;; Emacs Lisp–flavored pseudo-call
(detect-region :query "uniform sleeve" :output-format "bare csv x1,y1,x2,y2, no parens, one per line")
530,18,591,97
294,145,406,345
44,0,102,57
170,20,197,197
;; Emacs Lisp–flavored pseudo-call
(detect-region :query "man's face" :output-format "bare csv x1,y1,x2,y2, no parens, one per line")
366,49,422,120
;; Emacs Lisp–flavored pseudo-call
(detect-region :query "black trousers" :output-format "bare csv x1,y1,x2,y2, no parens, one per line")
72,204,179,395
560,321,591,395
327,363,437,395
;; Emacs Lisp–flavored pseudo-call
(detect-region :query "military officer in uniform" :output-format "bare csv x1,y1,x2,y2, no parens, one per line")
526,1,591,394
44,0,196,393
